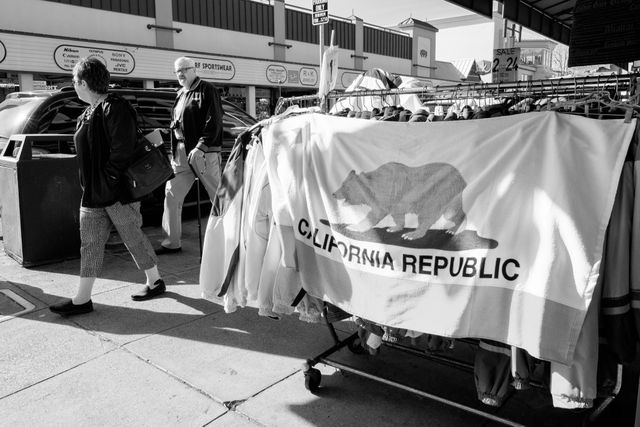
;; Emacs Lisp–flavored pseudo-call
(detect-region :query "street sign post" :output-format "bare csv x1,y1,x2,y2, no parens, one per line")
312,0,328,71
492,47,520,83
312,0,328,26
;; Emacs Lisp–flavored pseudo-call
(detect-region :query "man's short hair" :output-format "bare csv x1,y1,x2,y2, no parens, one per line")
174,56,196,69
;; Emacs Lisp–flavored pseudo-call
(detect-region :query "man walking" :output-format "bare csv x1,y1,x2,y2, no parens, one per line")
157,56,223,254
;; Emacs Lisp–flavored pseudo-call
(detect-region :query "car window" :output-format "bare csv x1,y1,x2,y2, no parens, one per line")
0,97,42,143
35,97,86,135
133,94,173,132
221,102,256,127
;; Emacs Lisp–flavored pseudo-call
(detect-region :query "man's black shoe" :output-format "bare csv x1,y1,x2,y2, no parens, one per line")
50,299,93,316
131,279,166,301
155,246,182,255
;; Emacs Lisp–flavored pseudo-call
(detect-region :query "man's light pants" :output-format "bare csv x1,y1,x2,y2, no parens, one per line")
161,142,221,249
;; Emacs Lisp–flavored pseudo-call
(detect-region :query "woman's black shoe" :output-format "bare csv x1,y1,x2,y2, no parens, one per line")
154,246,182,255
131,279,166,301
49,299,93,316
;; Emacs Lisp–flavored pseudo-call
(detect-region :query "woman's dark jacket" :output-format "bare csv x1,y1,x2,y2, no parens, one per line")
75,93,139,208
171,77,223,154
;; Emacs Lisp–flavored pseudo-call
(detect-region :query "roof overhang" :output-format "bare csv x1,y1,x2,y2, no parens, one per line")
445,0,573,45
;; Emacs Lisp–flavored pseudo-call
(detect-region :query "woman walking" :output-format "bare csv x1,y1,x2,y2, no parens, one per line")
50,57,165,316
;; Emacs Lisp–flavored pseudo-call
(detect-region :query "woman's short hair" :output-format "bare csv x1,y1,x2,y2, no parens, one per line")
73,57,110,94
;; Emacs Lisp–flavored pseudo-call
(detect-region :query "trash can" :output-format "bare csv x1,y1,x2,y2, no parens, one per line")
0,134,81,267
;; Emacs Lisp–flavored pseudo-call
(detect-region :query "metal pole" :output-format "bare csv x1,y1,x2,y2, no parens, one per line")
195,178,202,261
188,163,203,262
319,24,324,70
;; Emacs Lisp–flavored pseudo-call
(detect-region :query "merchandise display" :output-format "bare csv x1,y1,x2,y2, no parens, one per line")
199,74,640,424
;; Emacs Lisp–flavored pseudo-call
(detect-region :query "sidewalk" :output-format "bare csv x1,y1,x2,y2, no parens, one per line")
0,217,637,426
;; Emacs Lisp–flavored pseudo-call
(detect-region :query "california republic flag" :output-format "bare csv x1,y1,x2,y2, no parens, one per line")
262,112,636,364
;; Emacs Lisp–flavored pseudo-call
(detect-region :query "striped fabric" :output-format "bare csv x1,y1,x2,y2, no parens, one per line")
80,202,157,277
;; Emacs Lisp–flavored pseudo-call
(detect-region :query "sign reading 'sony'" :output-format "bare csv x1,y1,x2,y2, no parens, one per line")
262,112,635,363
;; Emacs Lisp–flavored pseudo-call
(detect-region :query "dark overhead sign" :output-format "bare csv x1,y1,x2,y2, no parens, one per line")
312,0,328,26
444,0,492,18
568,0,640,67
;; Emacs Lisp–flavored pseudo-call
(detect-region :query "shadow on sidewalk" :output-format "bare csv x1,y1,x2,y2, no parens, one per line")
10,281,335,360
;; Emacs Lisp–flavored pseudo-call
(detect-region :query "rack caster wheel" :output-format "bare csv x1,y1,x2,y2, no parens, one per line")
304,367,322,391
348,338,366,354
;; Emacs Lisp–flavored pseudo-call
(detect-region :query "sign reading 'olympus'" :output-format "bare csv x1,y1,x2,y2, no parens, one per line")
54,45,135,74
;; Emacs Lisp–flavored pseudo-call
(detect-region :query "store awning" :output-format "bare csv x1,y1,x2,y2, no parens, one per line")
445,0,574,45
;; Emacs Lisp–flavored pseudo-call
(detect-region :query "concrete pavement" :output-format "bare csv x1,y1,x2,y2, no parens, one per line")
0,217,637,426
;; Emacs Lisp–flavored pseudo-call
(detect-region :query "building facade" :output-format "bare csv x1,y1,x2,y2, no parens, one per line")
0,0,466,114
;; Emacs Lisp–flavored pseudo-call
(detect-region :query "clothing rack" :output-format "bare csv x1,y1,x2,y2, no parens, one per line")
275,75,640,426
275,74,639,116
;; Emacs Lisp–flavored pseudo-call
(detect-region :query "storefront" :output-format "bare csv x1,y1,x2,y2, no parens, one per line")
0,31,323,117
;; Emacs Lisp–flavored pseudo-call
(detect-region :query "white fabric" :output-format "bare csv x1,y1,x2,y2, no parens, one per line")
329,68,425,114
318,45,339,99
262,112,636,364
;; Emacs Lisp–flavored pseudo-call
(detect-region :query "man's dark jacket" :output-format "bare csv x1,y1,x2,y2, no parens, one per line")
172,77,223,154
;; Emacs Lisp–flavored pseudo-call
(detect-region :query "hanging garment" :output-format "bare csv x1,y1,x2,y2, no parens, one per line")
474,340,511,407
599,125,640,362
550,276,602,409
262,112,637,365
199,130,254,306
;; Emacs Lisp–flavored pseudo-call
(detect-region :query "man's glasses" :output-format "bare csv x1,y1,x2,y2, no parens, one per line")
72,79,81,86
174,67,194,75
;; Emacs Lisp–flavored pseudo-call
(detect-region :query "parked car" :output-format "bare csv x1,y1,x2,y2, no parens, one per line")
0,86,257,222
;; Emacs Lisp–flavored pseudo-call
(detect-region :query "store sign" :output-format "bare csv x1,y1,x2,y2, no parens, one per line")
0,41,6,63
492,47,520,83
266,65,287,84
312,0,329,26
341,71,360,88
300,67,318,86
568,0,640,67
54,45,135,74
287,70,300,85
193,57,235,80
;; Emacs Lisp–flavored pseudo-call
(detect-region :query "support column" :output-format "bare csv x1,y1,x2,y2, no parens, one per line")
18,73,33,92
246,85,256,118
351,16,364,70
272,0,287,61
153,0,175,49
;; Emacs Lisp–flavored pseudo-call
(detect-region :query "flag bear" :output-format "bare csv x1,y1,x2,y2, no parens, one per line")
332,162,467,240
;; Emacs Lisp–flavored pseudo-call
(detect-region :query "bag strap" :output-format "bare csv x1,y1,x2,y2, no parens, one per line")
100,94,147,149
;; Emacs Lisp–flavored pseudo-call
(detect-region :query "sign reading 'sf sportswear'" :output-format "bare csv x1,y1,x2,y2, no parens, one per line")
192,57,235,80
262,112,636,364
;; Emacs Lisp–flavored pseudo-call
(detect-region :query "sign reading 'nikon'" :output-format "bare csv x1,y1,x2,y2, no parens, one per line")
54,45,135,74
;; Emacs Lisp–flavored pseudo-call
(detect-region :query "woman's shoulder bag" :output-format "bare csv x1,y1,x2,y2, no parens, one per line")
103,95,174,199
126,133,174,199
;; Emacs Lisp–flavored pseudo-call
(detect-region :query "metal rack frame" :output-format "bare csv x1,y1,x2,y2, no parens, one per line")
302,310,623,426
275,74,638,115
